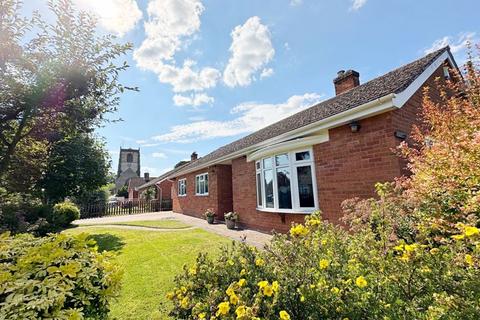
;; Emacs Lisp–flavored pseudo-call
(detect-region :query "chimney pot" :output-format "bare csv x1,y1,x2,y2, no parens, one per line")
191,152,198,161
333,69,360,95
144,172,150,181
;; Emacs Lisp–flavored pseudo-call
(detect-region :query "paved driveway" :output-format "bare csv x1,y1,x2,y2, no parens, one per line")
74,211,272,248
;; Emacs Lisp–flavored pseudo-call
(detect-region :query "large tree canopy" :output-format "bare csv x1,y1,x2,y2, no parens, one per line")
0,0,134,189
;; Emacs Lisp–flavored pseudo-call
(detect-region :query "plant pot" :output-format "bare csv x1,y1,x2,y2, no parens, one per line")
225,219,236,230
206,216,215,224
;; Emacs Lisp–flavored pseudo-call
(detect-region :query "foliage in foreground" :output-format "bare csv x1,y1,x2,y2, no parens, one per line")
0,232,122,319
168,214,480,319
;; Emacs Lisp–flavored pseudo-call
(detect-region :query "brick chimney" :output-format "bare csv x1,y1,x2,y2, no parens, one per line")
333,69,360,95
144,172,150,181
191,152,198,161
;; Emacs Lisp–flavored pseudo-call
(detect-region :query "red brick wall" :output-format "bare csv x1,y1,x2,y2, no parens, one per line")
172,165,232,220
157,180,172,200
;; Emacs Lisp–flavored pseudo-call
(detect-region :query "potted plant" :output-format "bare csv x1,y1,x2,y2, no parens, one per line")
204,208,216,224
224,211,238,230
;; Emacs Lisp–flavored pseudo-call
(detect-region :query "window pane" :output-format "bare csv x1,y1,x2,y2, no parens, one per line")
295,151,311,161
297,166,315,207
256,173,263,206
205,175,208,194
264,169,274,208
275,153,289,166
276,168,292,209
256,162,261,170
263,158,273,169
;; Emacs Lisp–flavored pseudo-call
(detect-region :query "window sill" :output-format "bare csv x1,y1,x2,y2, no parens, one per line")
178,194,187,197
196,194,209,197
256,207,317,214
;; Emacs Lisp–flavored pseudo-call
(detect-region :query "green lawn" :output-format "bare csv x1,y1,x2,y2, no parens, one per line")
65,226,230,319
79,219,191,230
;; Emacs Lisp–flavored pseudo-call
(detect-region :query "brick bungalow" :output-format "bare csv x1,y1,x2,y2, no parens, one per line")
135,170,174,202
167,47,458,233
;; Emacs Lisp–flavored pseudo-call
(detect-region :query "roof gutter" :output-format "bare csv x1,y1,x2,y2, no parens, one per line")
170,93,396,177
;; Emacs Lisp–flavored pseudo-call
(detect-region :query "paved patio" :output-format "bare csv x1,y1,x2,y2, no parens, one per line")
74,211,273,248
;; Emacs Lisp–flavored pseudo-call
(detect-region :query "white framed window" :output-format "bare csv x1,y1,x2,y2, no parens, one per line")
195,173,209,196
178,178,187,196
255,148,318,213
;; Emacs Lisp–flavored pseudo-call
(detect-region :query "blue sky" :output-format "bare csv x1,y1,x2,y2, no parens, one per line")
26,0,479,177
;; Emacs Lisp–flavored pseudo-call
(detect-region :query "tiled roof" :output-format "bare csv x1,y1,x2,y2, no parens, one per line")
135,170,174,190
172,47,450,176
127,177,153,190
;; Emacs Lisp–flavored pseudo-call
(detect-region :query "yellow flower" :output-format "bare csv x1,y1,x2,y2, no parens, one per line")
181,297,189,309
165,292,174,300
319,259,330,269
429,248,439,255
404,244,417,252
452,234,465,240
189,267,197,275
216,302,230,316
355,276,368,288
198,312,206,319
230,293,239,305
235,305,246,318
279,310,291,320
331,287,340,294
465,226,479,237
240,269,246,276
240,257,247,264
228,259,235,266
272,281,279,292
257,280,268,288
255,258,265,266
300,295,305,302
263,285,273,297
226,286,235,297
290,224,309,237
465,254,474,266
238,278,246,287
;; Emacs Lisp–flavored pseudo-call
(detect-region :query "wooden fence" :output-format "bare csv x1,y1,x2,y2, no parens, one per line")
80,199,173,219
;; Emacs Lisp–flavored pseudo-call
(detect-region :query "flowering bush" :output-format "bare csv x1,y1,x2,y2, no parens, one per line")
205,208,216,218
224,211,239,222
0,232,122,319
167,213,480,319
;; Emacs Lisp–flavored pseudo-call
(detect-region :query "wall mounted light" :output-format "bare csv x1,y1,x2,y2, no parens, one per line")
349,121,361,133
394,130,407,140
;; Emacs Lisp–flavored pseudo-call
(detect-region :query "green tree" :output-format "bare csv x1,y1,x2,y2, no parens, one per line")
0,0,134,187
41,134,110,203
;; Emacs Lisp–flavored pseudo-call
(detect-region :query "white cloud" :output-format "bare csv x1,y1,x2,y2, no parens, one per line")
260,68,274,79
152,152,167,158
350,0,367,11
133,0,221,107
74,0,142,36
223,16,275,87
290,0,303,6
173,92,214,106
424,32,477,55
152,93,323,143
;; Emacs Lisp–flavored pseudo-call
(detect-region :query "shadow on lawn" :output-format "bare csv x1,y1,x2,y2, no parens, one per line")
87,233,125,252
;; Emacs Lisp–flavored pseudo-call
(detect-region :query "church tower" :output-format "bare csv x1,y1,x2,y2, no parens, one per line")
115,148,141,189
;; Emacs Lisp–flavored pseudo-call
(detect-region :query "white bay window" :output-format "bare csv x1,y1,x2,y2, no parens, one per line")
255,149,317,213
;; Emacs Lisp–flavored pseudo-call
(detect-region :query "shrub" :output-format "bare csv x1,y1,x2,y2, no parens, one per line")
0,232,122,319
167,213,480,319
51,200,80,227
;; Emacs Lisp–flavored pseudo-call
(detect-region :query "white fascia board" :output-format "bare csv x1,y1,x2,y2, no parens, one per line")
246,131,329,162
393,51,454,108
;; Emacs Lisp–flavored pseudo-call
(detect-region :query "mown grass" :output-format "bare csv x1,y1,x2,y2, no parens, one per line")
79,219,191,230
65,226,230,319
